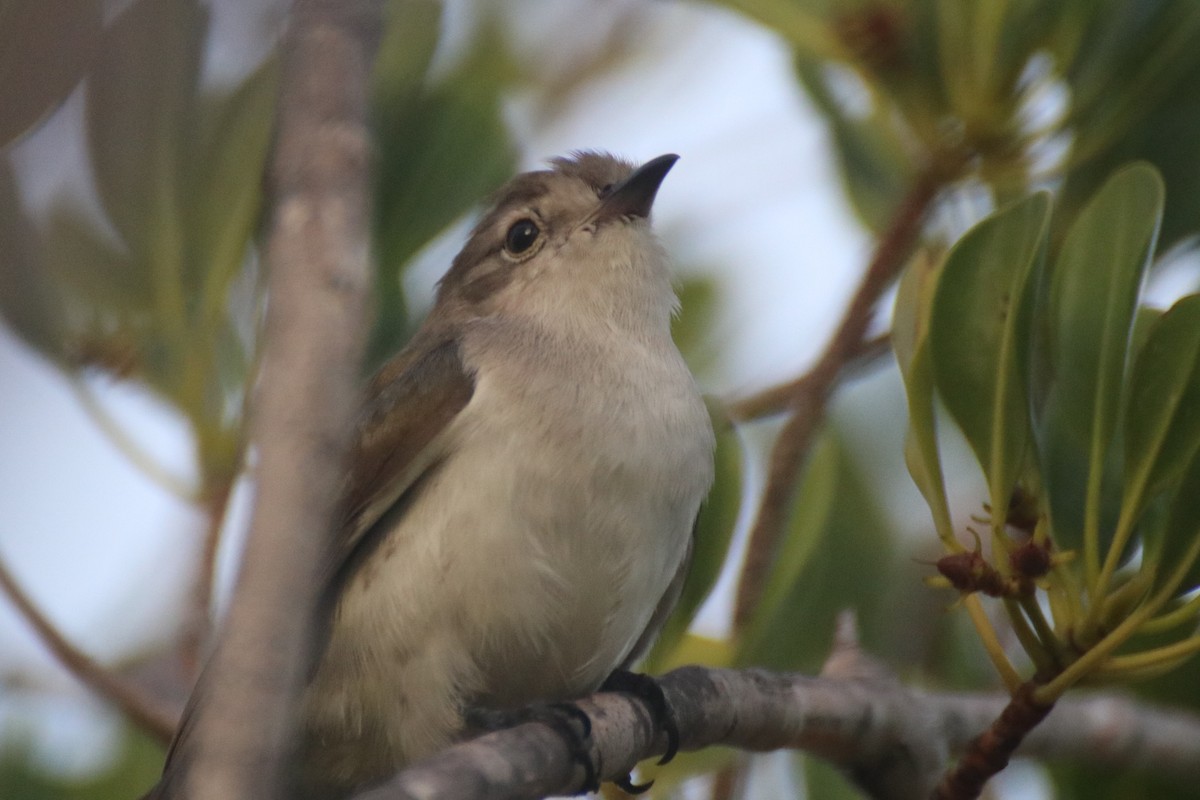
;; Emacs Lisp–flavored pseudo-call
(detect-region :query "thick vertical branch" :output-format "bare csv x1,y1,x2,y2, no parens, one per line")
932,682,1055,800
172,2,383,798
732,158,960,634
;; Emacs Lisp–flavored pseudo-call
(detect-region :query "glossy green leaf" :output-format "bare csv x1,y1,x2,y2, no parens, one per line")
0,0,102,146
1122,295,1200,519
648,401,744,667
930,192,1050,517
1031,163,1163,554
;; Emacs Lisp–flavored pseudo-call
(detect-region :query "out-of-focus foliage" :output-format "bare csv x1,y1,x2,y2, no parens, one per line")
0,1,103,148
0,0,275,492
719,0,1200,795
0,726,162,800
6,0,1200,797
368,0,518,366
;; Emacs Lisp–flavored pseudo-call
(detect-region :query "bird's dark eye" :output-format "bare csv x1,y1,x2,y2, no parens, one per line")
598,182,614,198
504,218,540,256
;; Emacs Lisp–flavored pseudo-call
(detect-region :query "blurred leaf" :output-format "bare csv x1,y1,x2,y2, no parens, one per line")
895,249,955,544
740,433,839,663
1031,164,1163,553
1050,748,1196,800
631,746,738,800
739,431,893,671
718,0,837,59
930,192,1050,514
369,17,517,366
802,753,863,800
43,207,149,315
672,276,719,376
649,401,744,668
0,163,63,359
0,724,164,800
87,0,207,260
794,58,913,233
183,57,278,300
0,0,102,147
1153,446,1200,596
374,0,441,111
1122,295,1200,522
935,0,1032,137
1060,2,1200,251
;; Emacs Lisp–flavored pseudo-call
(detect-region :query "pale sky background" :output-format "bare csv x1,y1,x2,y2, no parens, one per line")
0,1,1047,796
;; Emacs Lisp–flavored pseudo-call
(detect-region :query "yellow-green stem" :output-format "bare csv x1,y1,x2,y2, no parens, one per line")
965,595,1023,692
1005,598,1054,675
1019,594,1065,668
1093,634,1200,677
1142,592,1200,635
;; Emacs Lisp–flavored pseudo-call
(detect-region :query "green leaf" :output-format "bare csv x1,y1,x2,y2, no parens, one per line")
1153,446,1200,596
368,19,517,366
1122,295,1200,519
672,276,720,377
43,207,149,315
87,0,207,258
930,192,1050,517
895,250,955,544
0,0,102,146
794,58,913,233
648,401,744,667
0,163,64,359
737,431,892,671
741,433,840,662
183,58,279,300
1031,163,1163,555
1060,2,1200,251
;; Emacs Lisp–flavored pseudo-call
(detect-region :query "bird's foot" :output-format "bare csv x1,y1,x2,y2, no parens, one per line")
599,669,679,794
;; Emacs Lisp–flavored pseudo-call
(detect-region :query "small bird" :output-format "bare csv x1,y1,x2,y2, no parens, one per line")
156,151,714,798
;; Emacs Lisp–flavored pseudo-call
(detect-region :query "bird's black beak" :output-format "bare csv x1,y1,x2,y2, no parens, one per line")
594,153,679,223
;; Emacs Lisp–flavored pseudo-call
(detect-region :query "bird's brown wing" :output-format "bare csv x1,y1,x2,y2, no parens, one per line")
148,333,475,797
322,333,476,600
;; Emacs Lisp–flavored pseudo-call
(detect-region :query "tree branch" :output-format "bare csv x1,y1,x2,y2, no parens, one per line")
0,553,178,742
353,665,1200,800
732,155,964,634
164,1,383,798
726,331,893,421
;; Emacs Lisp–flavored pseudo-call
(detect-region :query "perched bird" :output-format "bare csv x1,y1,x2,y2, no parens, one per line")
155,151,714,798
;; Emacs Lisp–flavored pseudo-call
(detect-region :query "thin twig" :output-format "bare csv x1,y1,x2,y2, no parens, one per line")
732,156,963,634
726,331,893,421
0,552,177,742
180,479,234,679
67,376,196,503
